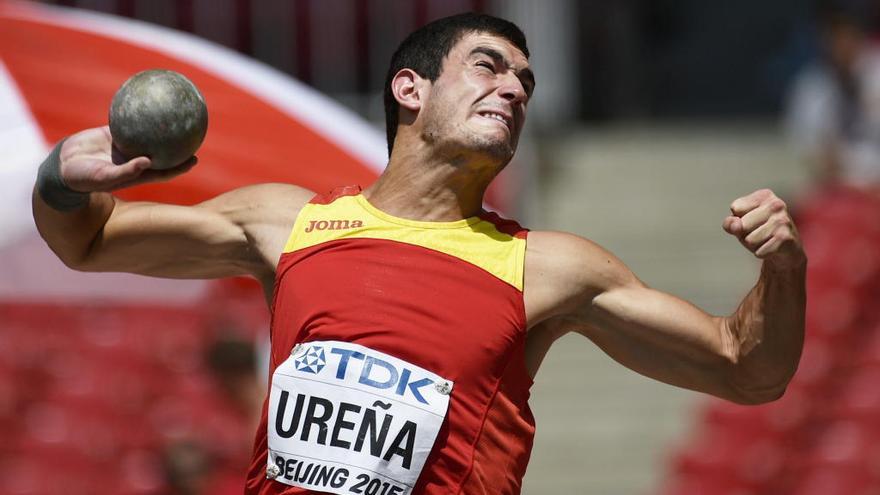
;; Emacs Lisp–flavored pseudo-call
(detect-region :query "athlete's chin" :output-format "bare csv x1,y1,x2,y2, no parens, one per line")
469,137,515,162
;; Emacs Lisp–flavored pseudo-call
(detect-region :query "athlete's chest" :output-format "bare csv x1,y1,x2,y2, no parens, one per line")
266,238,529,494
271,238,526,375
261,188,533,493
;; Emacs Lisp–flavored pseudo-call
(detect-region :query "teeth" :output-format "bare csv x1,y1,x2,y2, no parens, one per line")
481,112,508,124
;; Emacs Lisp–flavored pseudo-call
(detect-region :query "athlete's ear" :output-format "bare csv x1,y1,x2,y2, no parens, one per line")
391,69,426,112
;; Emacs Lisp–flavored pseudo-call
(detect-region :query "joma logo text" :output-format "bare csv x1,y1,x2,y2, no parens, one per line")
305,219,364,233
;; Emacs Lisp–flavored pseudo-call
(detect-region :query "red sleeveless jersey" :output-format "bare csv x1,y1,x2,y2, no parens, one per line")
246,186,534,495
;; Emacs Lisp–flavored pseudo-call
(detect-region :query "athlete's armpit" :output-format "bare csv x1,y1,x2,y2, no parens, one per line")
55,183,314,281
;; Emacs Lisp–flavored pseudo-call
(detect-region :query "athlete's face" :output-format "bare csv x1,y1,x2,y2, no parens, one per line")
420,32,534,164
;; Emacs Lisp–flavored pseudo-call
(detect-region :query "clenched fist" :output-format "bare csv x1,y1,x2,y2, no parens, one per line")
723,189,806,269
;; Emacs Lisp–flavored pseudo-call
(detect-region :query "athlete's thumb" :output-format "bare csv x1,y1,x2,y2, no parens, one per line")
99,156,152,190
114,156,151,178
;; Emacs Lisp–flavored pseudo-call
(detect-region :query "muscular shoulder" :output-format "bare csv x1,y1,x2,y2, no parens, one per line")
524,230,640,325
194,183,314,222
195,182,315,275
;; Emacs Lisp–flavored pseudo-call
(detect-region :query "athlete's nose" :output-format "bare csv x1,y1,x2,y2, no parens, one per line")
501,82,526,103
498,76,527,105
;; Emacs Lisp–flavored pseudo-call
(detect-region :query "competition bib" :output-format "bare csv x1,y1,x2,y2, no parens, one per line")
267,341,454,495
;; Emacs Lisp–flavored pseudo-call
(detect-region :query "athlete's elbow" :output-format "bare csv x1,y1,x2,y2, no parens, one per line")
34,223,97,273
728,358,799,405
726,382,788,405
60,251,104,272
723,366,792,405
38,236,91,271
755,385,788,404
715,325,794,404
58,254,85,271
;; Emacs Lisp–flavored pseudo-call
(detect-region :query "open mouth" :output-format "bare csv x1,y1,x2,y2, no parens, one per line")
476,110,512,129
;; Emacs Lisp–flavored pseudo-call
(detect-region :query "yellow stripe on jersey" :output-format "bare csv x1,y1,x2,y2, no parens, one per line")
283,194,526,291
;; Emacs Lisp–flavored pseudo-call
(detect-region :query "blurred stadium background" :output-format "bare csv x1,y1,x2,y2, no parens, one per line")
2,0,880,494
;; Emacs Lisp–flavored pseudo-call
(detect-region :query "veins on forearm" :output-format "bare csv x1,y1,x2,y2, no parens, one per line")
729,282,767,359
725,263,806,394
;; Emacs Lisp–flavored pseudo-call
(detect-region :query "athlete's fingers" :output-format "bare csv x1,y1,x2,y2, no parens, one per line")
90,156,152,191
724,188,804,266
743,218,779,250
739,197,785,234
755,234,785,258
148,156,198,178
119,156,153,174
115,156,198,189
722,215,743,236
730,189,774,217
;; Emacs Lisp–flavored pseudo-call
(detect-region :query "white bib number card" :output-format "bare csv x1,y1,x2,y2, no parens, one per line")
268,341,454,495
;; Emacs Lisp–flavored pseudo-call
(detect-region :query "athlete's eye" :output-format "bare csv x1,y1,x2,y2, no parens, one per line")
476,61,495,72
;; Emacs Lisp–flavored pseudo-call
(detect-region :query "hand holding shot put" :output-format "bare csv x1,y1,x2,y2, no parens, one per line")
32,14,808,494
32,68,274,280
57,126,197,195
37,69,204,210
110,69,207,170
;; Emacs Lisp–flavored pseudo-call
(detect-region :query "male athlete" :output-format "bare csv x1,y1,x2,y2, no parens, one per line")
33,13,805,495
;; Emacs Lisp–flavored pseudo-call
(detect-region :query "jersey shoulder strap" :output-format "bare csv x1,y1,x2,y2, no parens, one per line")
281,186,529,290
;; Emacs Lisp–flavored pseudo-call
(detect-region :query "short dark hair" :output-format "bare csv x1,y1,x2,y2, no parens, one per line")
383,13,529,155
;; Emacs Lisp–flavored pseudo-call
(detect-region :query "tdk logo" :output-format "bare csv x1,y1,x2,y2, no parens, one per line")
294,346,326,374
296,346,435,405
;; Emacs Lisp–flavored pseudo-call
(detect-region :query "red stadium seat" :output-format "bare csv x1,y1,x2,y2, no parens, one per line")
855,322,880,367
789,467,872,495
804,284,862,340
673,425,786,489
832,367,880,420
0,296,267,495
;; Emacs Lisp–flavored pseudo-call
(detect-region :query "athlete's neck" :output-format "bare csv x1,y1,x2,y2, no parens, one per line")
363,141,501,222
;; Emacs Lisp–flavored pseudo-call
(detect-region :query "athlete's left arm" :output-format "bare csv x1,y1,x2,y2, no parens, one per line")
526,189,807,405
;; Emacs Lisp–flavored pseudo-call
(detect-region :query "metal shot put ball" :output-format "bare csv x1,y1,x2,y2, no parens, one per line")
109,69,208,170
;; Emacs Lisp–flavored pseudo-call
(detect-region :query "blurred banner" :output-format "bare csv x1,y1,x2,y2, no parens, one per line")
0,3,394,493
0,0,388,299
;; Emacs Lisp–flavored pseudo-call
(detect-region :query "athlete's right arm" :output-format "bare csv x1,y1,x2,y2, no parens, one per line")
32,126,313,282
